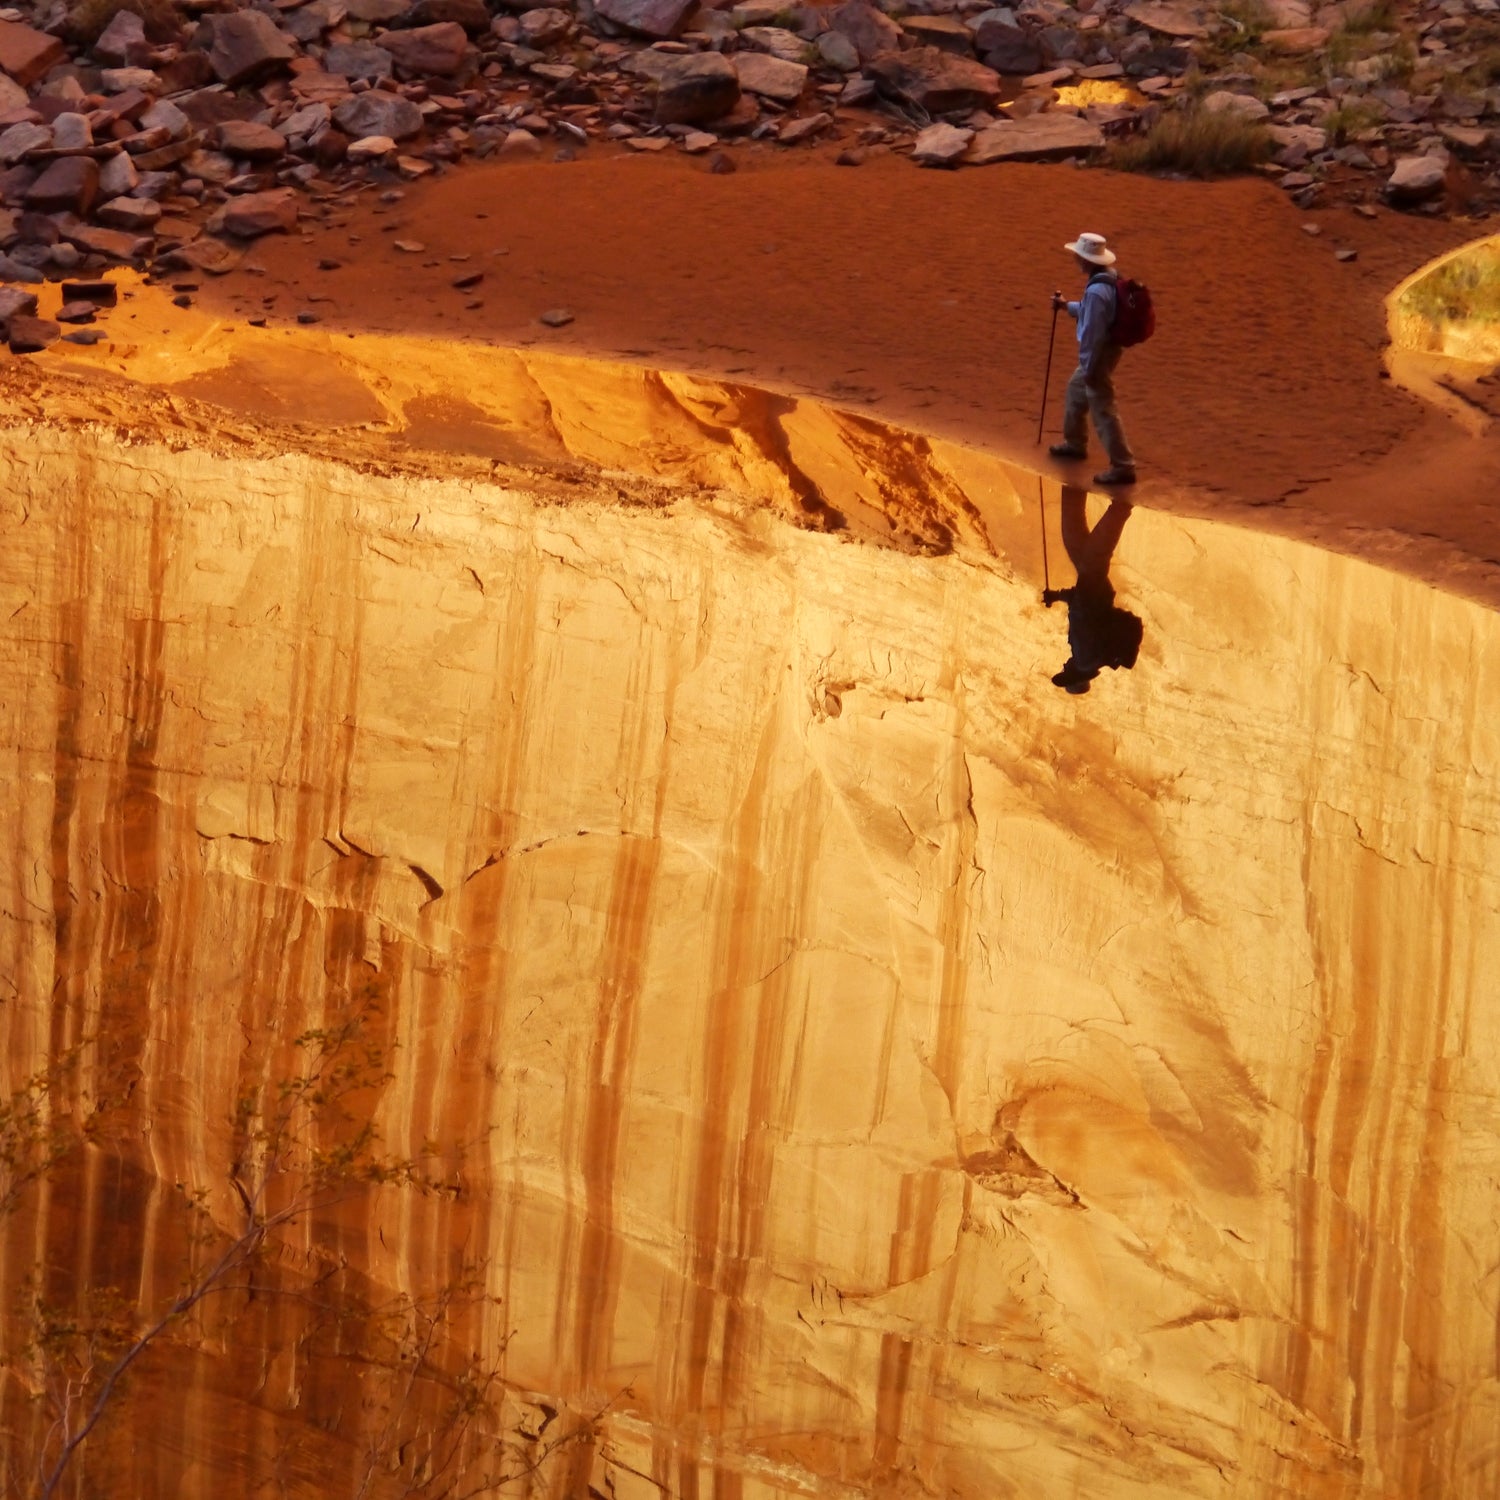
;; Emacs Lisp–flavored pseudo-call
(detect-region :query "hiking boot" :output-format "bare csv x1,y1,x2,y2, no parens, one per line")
1048,443,1086,460
1051,667,1093,695
1094,466,1137,487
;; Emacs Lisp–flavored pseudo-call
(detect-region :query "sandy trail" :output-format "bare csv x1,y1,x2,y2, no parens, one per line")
188,150,1496,602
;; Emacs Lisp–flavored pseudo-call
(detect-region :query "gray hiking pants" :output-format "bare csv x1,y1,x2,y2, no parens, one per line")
1062,345,1135,470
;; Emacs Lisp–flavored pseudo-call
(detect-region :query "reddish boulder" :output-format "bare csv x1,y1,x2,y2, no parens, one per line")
654,53,740,124
216,120,288,160
8,312,58,353
25,156,100,214
207,11,297,88
0,21,65,89
826,0,902,64
378,21,469,75
867,46,1002,113
594,0,696,39
220,186,299,238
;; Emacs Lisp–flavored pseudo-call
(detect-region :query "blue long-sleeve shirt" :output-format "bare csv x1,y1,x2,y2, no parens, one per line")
1066,272,1118,381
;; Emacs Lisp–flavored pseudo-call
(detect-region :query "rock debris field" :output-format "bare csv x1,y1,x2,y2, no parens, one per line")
0,0,1494,352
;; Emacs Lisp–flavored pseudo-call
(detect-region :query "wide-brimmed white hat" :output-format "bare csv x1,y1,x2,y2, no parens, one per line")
1064,232,1116,266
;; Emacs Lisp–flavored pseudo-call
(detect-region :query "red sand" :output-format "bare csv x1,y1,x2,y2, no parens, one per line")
210,150,1497,602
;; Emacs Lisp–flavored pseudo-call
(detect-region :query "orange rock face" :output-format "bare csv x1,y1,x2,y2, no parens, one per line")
1,343,1499,1498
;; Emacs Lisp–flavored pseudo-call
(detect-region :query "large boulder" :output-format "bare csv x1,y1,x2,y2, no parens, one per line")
378,22,469,75
968,8,1042,73
220,187,299,238
24,156,99,214
653,52,740,124
965,113,1104,162
867,46,1001,113
207,11,298,87
733,51,807,103
332,90,424,140
826,0,900,63
827,0,901,63
594,0,696,38
0,21,65,88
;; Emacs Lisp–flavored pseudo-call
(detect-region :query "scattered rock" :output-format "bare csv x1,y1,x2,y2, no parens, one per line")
93,10,149,69
738,26,806,63
220,187,299,238
1335,247,1358,261
0,122,51,165
539,306,574,325
0,284,38,331
902,15,976,56
911,121,974,166
61,280,118,307
498,127,542,159
8,313,58,353
1202,90,1271,122
519,7,571,45
0,21,66,89
217,121,288,161
380,22,470,76
332,92,425,141
394,238,426,251
1386,154,1446,203
707,150,736,173
62,328,106,345
140,98,193,141
452,270,484,287
777,111,830,145
25,156,100,215
827,0,902,65
207,10,298,89
815,32,859,72
96,196,162,231
1121,0,1210,38
323,41,395,81
1261,27,1330,54
654,52,741,124
346,134,397,163
867,47,1001,114
733,52,808,104
51,113,93,151
55,301,97,324
966,113,1105,162
969,9,1043,74
835,146,865,166
594,0,697,40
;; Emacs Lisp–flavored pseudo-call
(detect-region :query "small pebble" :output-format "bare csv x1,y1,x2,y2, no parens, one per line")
539,307,574,327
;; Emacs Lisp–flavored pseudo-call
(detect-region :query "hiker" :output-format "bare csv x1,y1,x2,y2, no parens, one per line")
1042,486,1143,693
1048,232,1137,488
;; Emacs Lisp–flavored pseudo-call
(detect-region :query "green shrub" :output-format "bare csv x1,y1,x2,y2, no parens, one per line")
1109,106,1272,178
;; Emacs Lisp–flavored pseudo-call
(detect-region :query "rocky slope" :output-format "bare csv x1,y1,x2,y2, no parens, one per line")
1,346,1498,1495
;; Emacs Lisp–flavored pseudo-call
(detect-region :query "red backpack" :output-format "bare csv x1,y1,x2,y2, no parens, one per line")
1110,277,1156,347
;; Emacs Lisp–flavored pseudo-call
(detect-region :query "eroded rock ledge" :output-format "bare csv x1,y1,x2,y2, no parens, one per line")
1,362,1498,1498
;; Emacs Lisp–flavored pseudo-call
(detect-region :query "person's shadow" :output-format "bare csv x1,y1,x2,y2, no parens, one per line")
1042,486,1143,694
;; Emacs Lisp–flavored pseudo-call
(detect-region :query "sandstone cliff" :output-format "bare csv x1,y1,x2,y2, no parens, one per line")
0,350,1498,1499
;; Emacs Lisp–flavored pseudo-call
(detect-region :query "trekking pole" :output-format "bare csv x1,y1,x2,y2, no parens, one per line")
1036,293,1062,446
1038,473,1052,603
